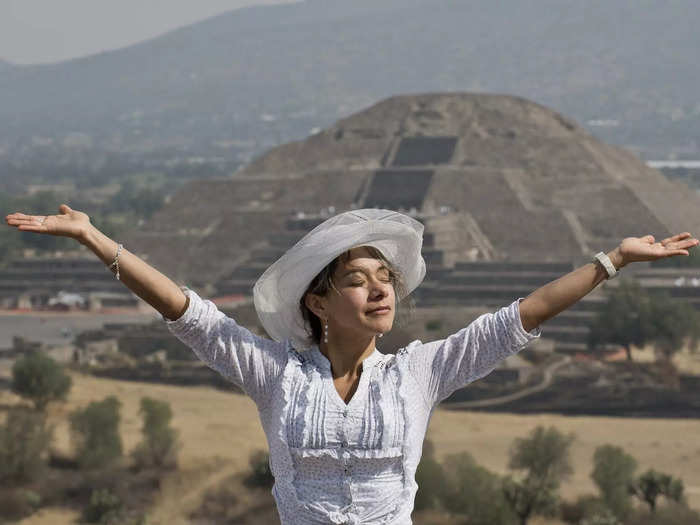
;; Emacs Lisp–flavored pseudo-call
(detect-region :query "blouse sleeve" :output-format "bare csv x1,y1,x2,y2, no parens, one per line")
401,298,541,407
163,287,287,407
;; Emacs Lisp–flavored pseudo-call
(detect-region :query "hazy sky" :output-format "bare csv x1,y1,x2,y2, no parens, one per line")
1,0,299,65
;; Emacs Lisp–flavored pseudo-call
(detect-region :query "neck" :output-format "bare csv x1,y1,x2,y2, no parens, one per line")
319,332,376,379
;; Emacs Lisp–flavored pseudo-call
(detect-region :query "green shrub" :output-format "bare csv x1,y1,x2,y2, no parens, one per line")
591,445,637,520
414,440,447,511
443,452,516,524
625,501,700,524
561,495,621,524
83,488,124,524
504,426,575,524
243,450,274,489
630,468,685,512
0,407,53,482
425,319,443,331
581,510,621,525
70,396,123,469
132,397,178,469
11,351,72,410
0,489,42,521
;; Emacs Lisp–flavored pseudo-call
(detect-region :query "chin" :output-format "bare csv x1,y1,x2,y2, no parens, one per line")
373,322,394,335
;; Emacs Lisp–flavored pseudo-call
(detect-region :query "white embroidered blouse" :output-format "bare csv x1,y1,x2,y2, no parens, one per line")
164,288,541,524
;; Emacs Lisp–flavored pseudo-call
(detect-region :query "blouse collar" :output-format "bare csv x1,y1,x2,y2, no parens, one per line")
310,345,381,374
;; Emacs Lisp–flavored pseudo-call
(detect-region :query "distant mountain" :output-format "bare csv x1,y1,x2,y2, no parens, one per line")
1,0,698,160
0,59,15,73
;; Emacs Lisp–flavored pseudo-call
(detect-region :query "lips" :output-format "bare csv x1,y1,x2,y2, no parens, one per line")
367,306,391,314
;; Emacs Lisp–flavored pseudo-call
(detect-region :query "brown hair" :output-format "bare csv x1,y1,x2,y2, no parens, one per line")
299,246,407,344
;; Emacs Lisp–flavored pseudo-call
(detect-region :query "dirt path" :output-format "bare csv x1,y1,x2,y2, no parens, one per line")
445,355,571,409
18,508,80,525
147,459,241,525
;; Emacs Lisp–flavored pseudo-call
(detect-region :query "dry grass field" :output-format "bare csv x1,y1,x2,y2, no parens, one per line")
3,371,699,524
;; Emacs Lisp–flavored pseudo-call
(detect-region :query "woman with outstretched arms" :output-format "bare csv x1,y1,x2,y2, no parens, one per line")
5,204,697,524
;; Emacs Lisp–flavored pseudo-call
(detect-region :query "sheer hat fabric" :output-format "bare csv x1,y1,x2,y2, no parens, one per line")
253,209,426,350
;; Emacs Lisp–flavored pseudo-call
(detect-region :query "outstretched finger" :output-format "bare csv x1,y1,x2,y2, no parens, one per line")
660,232,692,245
17,224,48,233
666,238,699,251
663,249,690,257
7,215,44,226
5,212,31,222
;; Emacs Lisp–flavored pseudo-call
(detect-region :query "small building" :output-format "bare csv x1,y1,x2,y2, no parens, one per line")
48,291,86,311
75,338,120,366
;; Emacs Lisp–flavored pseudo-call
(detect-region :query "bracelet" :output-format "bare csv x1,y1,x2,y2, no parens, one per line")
592,251,619,280
108,243,123,280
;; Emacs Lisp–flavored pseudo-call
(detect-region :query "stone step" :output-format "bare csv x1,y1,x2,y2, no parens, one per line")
216,279,256,296
268,231,307,247
249,247,288,263
423,267,453,281
0,268,112,280
453,261,575,273
7,258,104,271
542,310,597,327
0,280,125,293
540,324,590,344
441,273,561,287
422,249,444,265
225,264,270,280
554,342,590,354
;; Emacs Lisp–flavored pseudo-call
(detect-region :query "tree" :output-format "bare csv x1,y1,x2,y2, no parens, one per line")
591,445,637,520
645,292,700,361
70,396,123,469
132,397,178,469
588,281,700,363
587,280,652,361
442,451,516,525
414,439,448,512
0,407,53,482
630,469,685,513
12,351,72,410
503,426,575,525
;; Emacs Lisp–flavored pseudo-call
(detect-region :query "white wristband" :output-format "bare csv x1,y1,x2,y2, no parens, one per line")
593,251,619,279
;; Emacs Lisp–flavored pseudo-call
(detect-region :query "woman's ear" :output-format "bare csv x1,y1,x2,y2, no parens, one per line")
304,293,326,320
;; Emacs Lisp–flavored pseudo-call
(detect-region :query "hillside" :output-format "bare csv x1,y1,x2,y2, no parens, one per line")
1,0,699,161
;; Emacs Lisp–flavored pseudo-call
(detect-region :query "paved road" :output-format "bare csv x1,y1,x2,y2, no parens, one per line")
0,310,159,349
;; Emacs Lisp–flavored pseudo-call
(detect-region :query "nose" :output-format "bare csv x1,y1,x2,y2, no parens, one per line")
370,278,390,299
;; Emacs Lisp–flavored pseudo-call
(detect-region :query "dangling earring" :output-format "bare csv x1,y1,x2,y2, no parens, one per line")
324,321,329,344
378,333,383,338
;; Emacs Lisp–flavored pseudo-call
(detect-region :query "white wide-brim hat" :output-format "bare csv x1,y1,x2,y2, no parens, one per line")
253,209,426,350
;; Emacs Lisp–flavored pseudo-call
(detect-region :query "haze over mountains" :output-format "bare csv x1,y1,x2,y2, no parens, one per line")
0,59,14,73
1,0,698,161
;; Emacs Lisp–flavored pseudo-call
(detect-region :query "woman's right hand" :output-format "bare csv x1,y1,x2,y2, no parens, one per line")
5,204,91,242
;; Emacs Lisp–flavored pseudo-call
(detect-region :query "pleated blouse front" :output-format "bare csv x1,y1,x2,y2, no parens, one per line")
164,288,541,524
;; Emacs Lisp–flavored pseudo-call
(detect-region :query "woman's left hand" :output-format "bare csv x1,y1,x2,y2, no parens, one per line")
612,232,699,268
